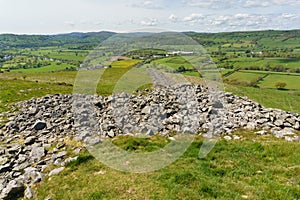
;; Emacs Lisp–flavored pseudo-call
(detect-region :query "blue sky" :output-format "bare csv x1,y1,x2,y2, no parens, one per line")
0,0,299,34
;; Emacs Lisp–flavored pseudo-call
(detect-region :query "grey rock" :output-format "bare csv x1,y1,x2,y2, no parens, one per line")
167,136,175,141
24,136,36,145
84,137,101,145
54,158,62,166
0,179,7,192
255,130,267,135
30,147,46,162
233,135,241,140
246,122,256,130
24,186,35,199
55,151,67,159
49,167,65,176
286,117,295,125
24,167,43,183
212,100,224,108
0,163,11,173
33,120,47,130
146,129,154,136
56,142,65,149
62,157,78,166
274,119,284,127
0,148,5,155
0,180,25,200
0,156,9,165
7,144,22,154
28,107,39,116
107,130,115,138
141,106,151,114
294,121,300,130
73,148,81,155
12,162,30,172
224,136,232,141
284,136,294,142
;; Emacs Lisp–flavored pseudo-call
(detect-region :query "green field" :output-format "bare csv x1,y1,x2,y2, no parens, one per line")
0,79,72,112
226,71,265,83
259,74,300,90
224,70,300,91
0,71,77,85
19,48,89,62
259,37,300,49
225,84,300,114
35,133,300,200
224,57,300,70
12,62,76,73
111,59,141,68
154,56,194,70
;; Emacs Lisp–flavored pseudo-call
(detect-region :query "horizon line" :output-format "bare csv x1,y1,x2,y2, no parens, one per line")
1,28,300,36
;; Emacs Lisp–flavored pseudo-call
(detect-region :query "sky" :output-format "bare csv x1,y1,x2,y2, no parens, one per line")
0,0,299,34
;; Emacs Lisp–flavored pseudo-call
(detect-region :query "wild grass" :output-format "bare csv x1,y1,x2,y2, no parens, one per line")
0,79,72,112
35,132,300,200
225,84,300,114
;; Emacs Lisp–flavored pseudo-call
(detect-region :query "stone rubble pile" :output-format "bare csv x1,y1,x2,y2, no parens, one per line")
0,84,299,199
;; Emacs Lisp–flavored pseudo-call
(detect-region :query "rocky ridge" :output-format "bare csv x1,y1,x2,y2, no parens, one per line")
0,84,300,199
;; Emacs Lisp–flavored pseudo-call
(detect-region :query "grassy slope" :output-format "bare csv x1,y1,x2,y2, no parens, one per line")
35,133,300,200
225,84,300,114
226,57,300,69
0,68,129,112
154,57,194,70
0,79,72,112
13,62,76,73
226,71,265,82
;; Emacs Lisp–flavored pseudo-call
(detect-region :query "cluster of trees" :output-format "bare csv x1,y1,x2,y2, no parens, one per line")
224,64,300,74
224,77,261,88
225,78,288,90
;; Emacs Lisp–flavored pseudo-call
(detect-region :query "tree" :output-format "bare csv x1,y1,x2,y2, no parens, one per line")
177,65,186,72
275,82,287,90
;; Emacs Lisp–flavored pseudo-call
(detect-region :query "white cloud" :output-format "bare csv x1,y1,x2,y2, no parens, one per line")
183,13,205,22
64,21,75,27
280,13,300,19
244,1,271,8
131,0,162,9
168,14,178,22
140,18,158,26
184,0,233,9
271,0,300,5
214,14,270,28
185,0,300,9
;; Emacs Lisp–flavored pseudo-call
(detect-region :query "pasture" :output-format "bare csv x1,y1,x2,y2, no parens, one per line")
35,133,300,200
111,59,141,68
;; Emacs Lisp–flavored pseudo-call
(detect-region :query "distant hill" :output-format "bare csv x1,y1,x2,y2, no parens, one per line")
0,31,116,48
0,29,299,50
184,29,300,48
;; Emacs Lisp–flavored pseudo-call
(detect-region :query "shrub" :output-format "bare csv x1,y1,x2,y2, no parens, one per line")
275,82,287,90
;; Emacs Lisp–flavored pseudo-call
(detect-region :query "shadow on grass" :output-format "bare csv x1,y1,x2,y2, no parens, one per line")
65,153,94,169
